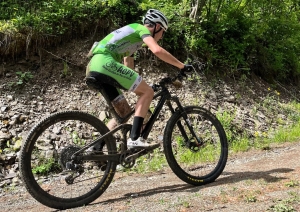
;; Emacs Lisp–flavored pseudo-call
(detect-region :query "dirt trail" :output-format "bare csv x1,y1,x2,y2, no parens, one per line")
1,142,300,212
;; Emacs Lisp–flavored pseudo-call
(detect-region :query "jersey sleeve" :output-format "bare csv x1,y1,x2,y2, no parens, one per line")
141,34,151,39
135,24,151,39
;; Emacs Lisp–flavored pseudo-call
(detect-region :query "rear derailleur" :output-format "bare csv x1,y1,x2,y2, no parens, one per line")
63,161,84,184
59,145,84,184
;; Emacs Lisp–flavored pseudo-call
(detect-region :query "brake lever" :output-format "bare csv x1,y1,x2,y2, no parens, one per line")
151,84,160,92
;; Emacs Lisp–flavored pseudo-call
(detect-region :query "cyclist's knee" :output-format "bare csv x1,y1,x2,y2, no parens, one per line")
140,86,154,100
134,81,154,97
146,86,154,97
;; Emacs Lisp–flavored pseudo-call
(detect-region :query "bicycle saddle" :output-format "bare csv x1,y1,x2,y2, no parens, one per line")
85,76,102,90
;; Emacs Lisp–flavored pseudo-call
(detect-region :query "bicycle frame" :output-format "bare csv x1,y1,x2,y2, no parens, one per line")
72,79,198,162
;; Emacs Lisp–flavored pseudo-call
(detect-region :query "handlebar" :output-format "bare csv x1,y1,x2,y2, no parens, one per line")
151,70,191,92
150,60,206,91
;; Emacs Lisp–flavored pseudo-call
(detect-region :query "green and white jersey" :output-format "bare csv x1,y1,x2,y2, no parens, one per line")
92,23,151,61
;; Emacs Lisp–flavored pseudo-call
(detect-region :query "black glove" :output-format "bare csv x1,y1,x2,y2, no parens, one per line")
181,64,194,74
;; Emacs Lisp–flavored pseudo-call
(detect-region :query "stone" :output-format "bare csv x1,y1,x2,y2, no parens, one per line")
99,111,107,121
7,95,13,101
5,172,17,179
0,179,11,188
1,106,8,112
0,131,11,142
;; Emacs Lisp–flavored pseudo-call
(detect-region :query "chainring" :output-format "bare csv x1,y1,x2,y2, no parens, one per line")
120,152,135,168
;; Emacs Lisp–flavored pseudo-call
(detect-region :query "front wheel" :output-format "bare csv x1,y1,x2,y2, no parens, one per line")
163,106,228,186
19,111,117,209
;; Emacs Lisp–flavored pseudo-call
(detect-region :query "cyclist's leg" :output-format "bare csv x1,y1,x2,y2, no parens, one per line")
129,80,154,140
107,119,118,130
86,55,132,129
87,54,156,148
102,84,121,130
133,80,154,118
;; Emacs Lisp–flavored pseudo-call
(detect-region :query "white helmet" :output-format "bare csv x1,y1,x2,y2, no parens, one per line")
143,9,168,31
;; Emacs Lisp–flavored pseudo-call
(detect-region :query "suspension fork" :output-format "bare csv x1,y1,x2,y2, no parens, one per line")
168,97,201,145
166,99,188,142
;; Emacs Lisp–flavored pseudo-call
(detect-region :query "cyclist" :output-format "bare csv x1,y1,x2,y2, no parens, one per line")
86,9,192,150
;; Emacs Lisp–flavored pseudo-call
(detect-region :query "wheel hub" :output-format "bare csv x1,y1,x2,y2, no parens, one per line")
188,138,202,152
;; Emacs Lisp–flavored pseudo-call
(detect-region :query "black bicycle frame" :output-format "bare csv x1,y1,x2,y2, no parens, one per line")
72,81,196,160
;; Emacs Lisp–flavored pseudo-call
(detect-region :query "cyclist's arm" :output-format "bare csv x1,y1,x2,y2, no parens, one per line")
124,56,134,69
143,36,184,69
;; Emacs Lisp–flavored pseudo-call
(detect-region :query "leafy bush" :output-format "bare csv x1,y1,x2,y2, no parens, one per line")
1,0,300,85
0,0,145,59
9,71,34,87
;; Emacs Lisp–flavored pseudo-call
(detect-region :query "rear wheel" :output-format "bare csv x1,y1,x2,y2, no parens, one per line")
19,111,117,209
164,106,228,185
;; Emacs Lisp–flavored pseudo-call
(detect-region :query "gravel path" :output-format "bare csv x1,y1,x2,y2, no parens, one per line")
1,142,299,212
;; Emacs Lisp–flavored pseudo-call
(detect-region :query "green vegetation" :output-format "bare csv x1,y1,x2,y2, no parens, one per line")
1,0,300,84
269,191,299,212
71,131,86,146
285,180,299,188
131,149,167,173
244,193,258,203
8,71,33,87
0,0,142,58
32,157,60,175
215,100,300,153
60,62,71,78
2,137,22,153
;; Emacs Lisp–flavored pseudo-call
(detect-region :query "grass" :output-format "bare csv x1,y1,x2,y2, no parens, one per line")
230,118,300,153
244,193,257,203
129,149,168,174
272,121,300,143
285,180,299,188
230,135,250,153
269,192,299,212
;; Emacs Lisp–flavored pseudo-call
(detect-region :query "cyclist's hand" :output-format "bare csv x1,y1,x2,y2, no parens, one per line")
181,64,194,74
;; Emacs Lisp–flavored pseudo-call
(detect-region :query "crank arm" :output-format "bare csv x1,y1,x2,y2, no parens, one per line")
125,141,160,162
125,149,147,161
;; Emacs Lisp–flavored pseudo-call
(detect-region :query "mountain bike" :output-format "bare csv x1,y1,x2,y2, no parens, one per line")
19,68,228,210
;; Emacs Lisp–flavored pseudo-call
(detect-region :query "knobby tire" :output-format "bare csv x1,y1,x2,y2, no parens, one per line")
164,106,228,186
19,111,117,209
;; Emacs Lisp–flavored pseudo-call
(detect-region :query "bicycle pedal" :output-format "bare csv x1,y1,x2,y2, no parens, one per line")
145,142,160,151
126,149,143,156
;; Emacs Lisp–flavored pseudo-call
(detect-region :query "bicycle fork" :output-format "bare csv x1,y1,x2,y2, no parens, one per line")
167,98,203,150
